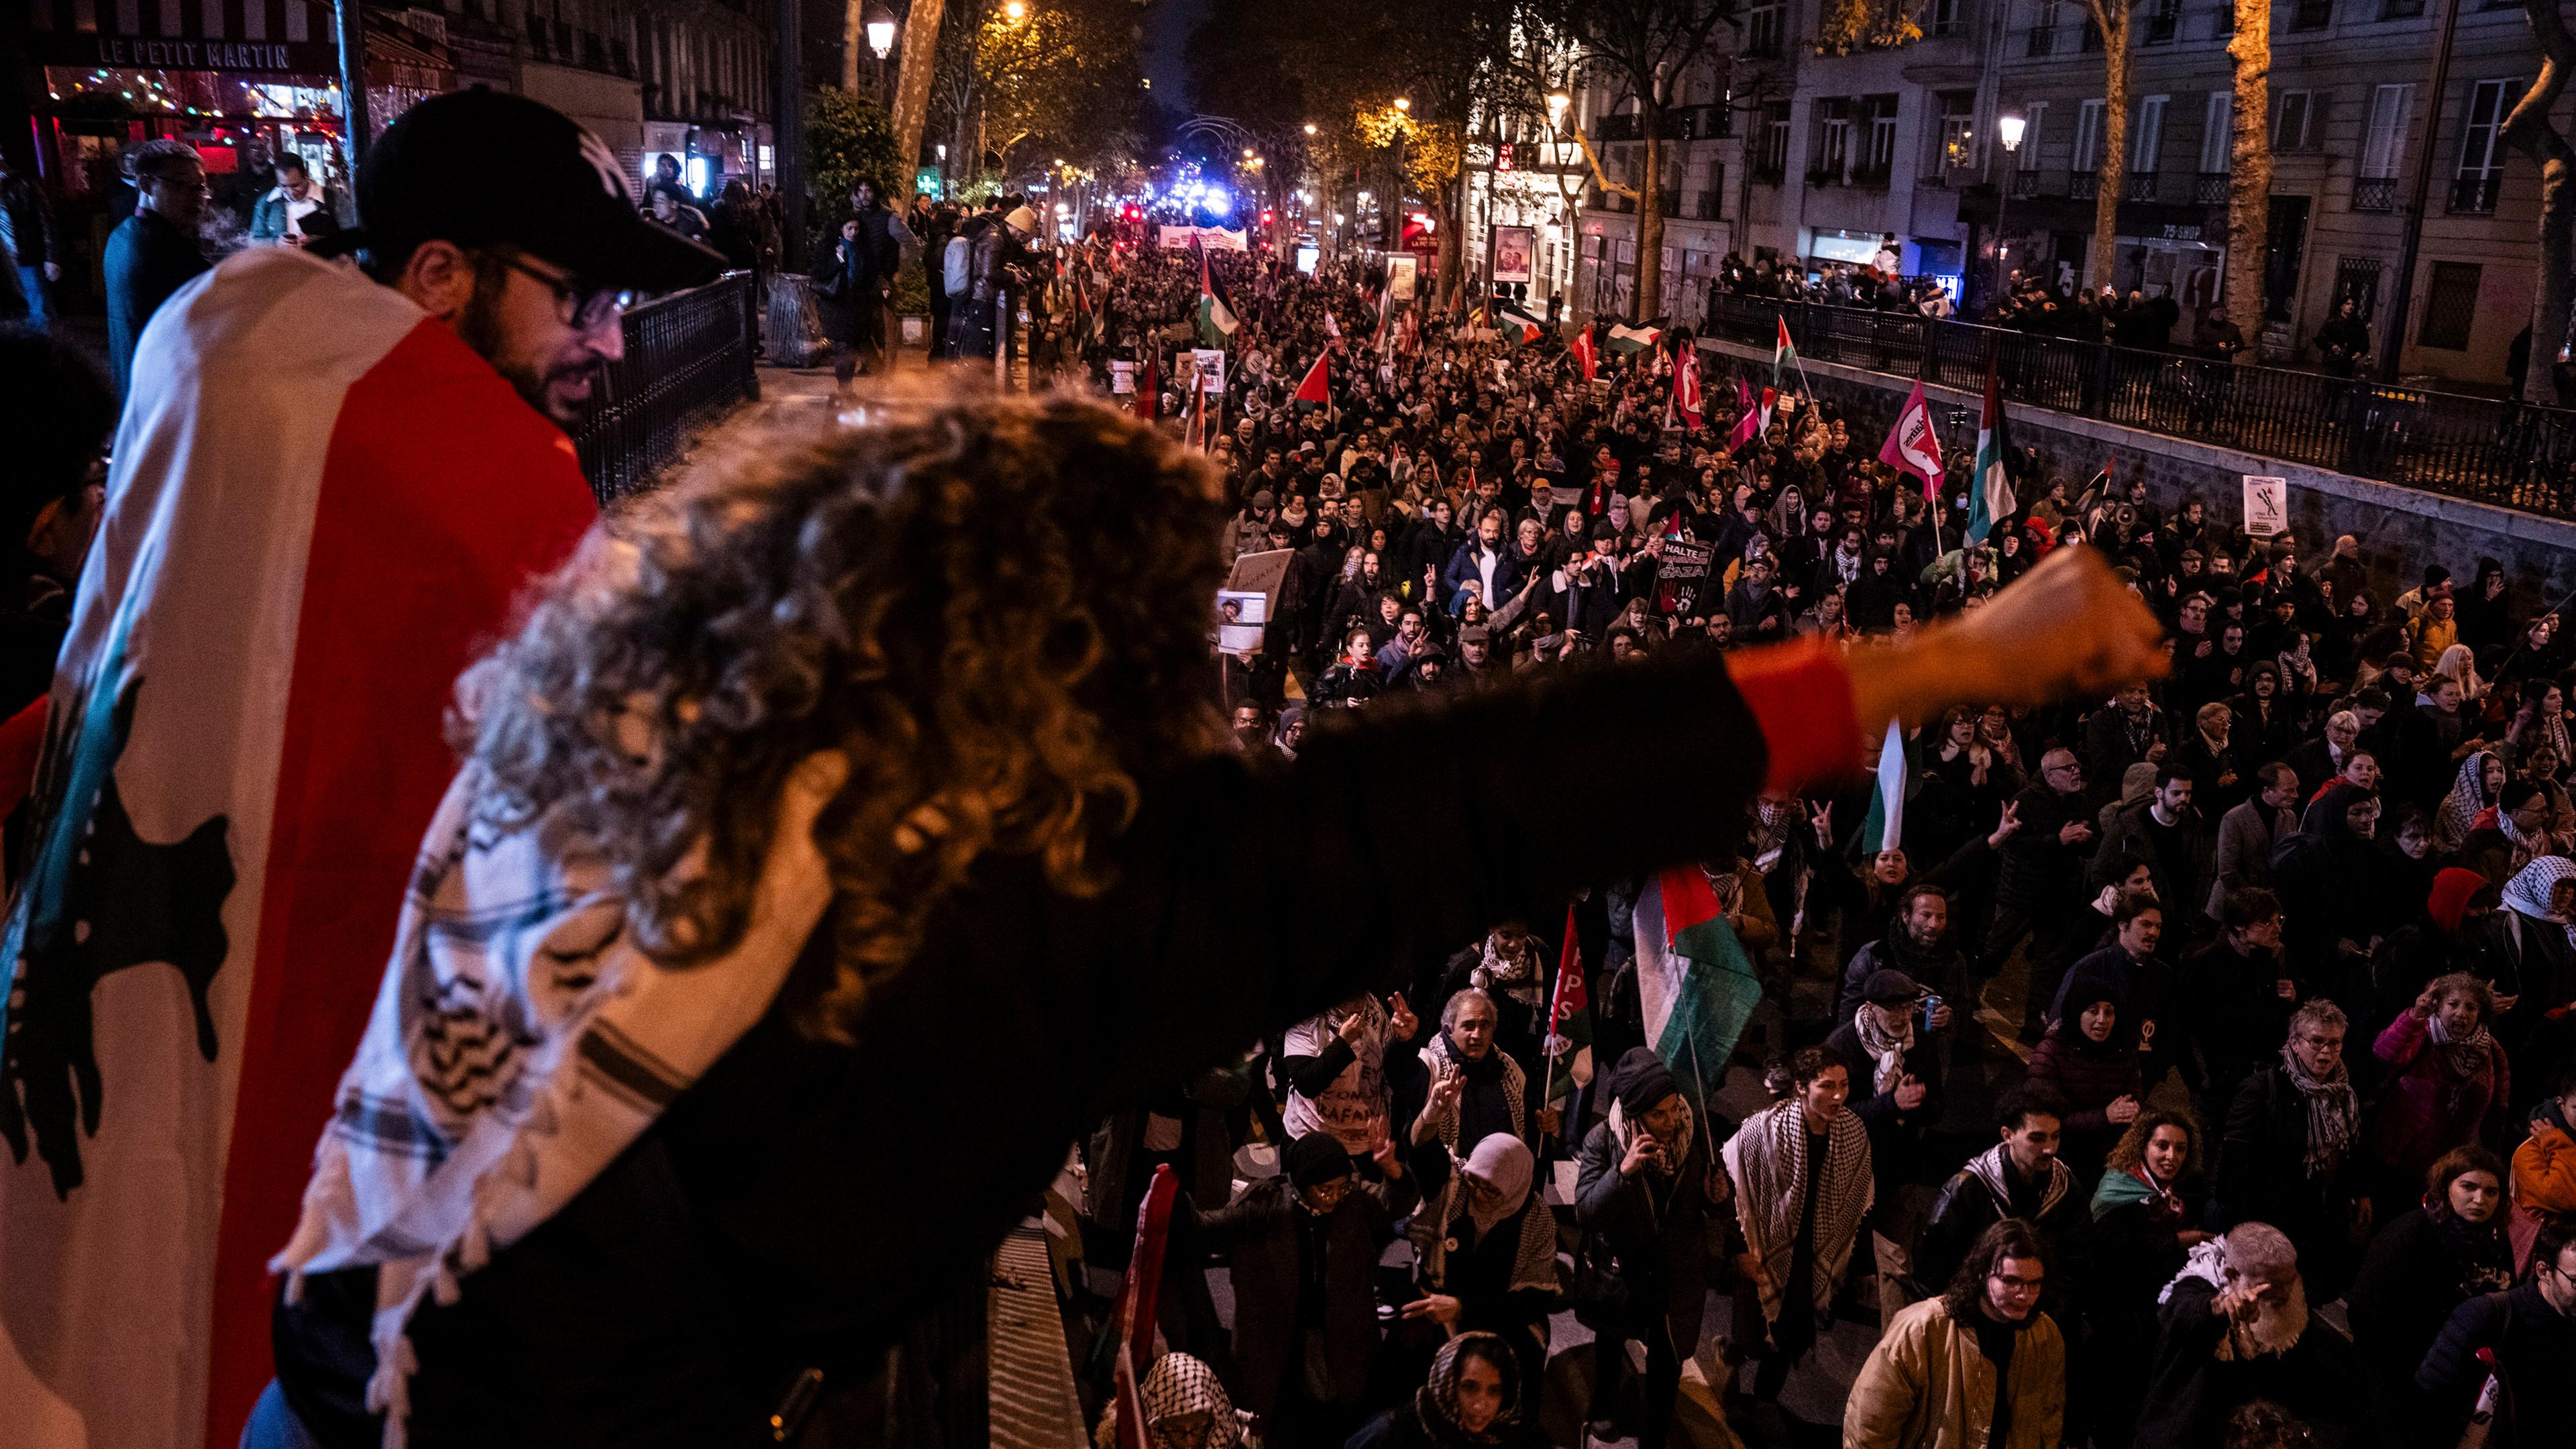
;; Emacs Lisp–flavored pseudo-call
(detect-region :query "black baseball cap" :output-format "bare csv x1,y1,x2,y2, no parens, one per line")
314,89,724,292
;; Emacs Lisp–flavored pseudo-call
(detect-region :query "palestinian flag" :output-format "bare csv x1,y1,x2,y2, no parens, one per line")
0,246,599,1444
1605,317,1665,354
1196,248,1238,349
1861,719,1911,854
1293,352,1331,413
1497,301,1546,345
1571,325,1598,382
1772,314,1799,396
1371,286,1394,352
1135,346,1159,421
1632,868,1764,1112
1967,353,2017,545
1542,904,1595,1104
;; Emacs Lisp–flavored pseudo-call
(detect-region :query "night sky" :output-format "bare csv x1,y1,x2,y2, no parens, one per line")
1140,0,1210,112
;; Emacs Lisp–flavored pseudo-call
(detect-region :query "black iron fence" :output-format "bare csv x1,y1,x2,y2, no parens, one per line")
573,270,761,504
1699,292,2576,516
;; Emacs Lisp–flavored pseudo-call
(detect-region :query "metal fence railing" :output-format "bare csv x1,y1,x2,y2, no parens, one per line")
1699,292,2576,517
574,270,761,504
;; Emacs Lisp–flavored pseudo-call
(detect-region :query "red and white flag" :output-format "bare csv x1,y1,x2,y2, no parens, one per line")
1571,326,1597,382
0,247,596,1449
1674,349,1704,431
1878,378,1947,496
1323,311,1341,339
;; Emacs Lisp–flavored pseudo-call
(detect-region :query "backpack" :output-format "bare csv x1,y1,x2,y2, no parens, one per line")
943,235,970,298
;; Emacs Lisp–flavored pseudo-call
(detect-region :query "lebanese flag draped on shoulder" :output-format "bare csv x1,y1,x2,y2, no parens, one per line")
1630,868,1764,1112
0,247,598,1449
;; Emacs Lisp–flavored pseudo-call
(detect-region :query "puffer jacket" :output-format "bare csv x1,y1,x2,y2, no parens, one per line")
2369,1009,2510,1181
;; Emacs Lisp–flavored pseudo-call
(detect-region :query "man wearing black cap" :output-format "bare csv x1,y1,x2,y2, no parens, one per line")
0,88,727,1449
1573,1047,1729,1448
1828,969,1949,1327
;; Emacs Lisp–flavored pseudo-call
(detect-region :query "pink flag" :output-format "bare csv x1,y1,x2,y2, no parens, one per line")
1674,350,1703,430
1726,376,1761,451
1878,378,1946,495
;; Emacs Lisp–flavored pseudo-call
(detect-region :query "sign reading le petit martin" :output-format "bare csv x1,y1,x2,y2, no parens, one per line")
96,38,300,70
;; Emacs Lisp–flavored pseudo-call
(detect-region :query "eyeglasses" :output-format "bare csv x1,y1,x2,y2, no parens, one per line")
496,251,626,332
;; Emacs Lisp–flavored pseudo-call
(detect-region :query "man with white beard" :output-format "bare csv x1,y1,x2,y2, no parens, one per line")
2134,1222,2359,1446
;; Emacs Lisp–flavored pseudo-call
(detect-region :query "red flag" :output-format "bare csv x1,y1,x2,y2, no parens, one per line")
1293,351,1330,409
1571,326,1597,382
1674,350,1704,431
1552,904,1589,1022
1136,347,1158,422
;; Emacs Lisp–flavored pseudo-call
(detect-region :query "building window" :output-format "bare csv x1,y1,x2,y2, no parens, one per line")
2361,84,2412,180
1746,0,1784,56
1862,95,1899,180
2453,78,2514,213
2199,91,2233,175
2379,0,2426,15
2145,0,2180,43
1759,100,1791,180
2291,0,2332,30
2019,100,2048,170
2271,90,2318,152
1815,98,1853,183
2417,262,2481,350
1933,90,1977,179
2332,256,2385,322
2131,94,2166,173
2073,97,2106,172
1931,0,1966,38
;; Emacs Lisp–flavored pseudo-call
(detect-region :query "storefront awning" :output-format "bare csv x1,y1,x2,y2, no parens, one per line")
21,0,344,74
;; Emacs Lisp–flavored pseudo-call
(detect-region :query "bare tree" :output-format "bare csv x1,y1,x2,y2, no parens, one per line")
890,0,948,209
2505,0,2573,405
2224,0,2273,343
1524,0,1737,321
2080,0,2135,292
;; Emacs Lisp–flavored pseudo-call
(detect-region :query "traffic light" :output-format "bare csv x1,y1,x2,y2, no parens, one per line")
1260,209,1275,226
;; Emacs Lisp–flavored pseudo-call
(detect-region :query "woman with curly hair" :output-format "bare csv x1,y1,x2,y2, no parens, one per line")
2371,972,2512,1207
2086,1111,2212,1448
261,394,2161,1448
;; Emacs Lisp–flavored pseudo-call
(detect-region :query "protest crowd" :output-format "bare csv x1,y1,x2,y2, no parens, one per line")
0,91,2571,1449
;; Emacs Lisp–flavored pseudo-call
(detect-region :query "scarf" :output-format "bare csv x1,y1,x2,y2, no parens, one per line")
2502,855,2576,951
1405,1332,1523,1447
2157,1239,2310,1359
2424,1197,2515,1297
1421,1034,1525,1152
2091,1161,2185,1230
1424,1133,1556,1295
2278,1042,2359,1181
1607,1093,1697,1212
1721,1097,1874,1322
2436,751,2498,851
272,756,843,1447
1962,1142,2073,1222
1470,932,1545,1006
2428,1011,2498,1081
1852,1003,1916,1095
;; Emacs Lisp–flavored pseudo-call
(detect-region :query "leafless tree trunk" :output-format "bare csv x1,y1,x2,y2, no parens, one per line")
2225,0,2274,343
890,0,945,209
2083,0,2133,292
1636,125,1666,320
844,0,864,91
2505,0,2574,405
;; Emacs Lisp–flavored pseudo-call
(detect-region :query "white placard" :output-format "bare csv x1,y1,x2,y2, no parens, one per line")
2243,475,2288,537
1110,360,1136,394
1191,348,1228,394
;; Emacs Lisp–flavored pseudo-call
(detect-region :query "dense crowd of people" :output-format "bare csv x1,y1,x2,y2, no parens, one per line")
1016,240,2576,1448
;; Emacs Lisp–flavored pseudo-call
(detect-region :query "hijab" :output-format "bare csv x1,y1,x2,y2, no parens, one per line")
1408,1332,1523,1447
1461,1133,1534,1237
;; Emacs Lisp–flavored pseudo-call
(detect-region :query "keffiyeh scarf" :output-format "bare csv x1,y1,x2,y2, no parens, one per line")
2278,1043,2360,1181
2502,855,2576,950
1721,1097,1874,1322
1852,1003,1916,1095
2157,1239,2309,1360
271,757,842,1447
1962,1142,2074,1220
1470,931,1546,1007
2429,1011,2498,1080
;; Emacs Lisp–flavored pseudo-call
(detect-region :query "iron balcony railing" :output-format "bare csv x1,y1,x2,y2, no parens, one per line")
2451,174,2503,214
2352,176,2401,212
573,270,762,504
2194,172,2231,205
1698,291,2576,516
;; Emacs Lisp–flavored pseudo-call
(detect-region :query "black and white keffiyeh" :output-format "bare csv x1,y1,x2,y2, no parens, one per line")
1721,1097,1872,1323
271,754,843,1446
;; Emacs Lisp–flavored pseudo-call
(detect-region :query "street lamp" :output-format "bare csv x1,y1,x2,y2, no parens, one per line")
1393,97,1409,113
1546,92,1570,130
1304,123,1318,136
1990,111,2027,313
865,5,896,59
1003,0,1026,19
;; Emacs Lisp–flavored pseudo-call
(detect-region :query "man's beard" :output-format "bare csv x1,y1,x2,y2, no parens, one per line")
455,272,598,429
2220,1279,2309,1360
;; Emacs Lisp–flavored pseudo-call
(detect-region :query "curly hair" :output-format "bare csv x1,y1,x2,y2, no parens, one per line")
452,392,1230,1040
2104,1109,2201,1178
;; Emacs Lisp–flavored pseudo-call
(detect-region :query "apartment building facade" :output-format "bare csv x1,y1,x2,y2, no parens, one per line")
1568,0,2568,390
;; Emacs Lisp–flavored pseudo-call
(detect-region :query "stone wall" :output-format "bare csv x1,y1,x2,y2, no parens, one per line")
1697,337,2576,616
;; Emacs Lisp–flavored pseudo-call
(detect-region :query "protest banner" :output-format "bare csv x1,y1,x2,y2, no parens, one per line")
2243,475,2288,537
1655,538,1715,616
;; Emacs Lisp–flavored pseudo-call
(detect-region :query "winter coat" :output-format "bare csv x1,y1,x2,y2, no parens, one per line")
2135,1277,2361,1448
1994,784,2091,913
2025,1030,2143,1172
2208,796,2295,920
1844,1296,2065,1449
1571,1115,1718,1354
1825,1019,1945,1193
2091,799,2212,920
2369,1010,2509,1180
2348,1204,2514,1440
1190,1171,1416,1413
2416,1279,2576,1449
2213,1065,2369,1299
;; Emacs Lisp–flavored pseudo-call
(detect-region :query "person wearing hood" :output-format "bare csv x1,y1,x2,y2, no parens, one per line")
2512,1067,2576,1263
2346,1146,2514,1447
1722,1046,1875,1408
1827,969,1949,1327
2027,966,2147,1179
2394,672,2475,812
1571,1049,1730,1448
1096,1352,1250,1449
1399,1132,1558,1395
1189,1132,1415,1440
2134,1223,2361,1448
2085,1112,2213,1449
2270,781,2394,995
2214,1001,2371,1301
2369,866,2507,1037
1845,545,1913,631
2053,891,2192,1094
1348,1330,1547,1449
2369,971,2511,1209
2478,854,2576,1096
2435,748,2508,853
1845,1220,2068,1449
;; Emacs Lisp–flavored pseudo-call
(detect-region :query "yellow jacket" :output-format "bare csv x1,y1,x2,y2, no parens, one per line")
2412,614,2460,673
1845,1297,2065,1449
